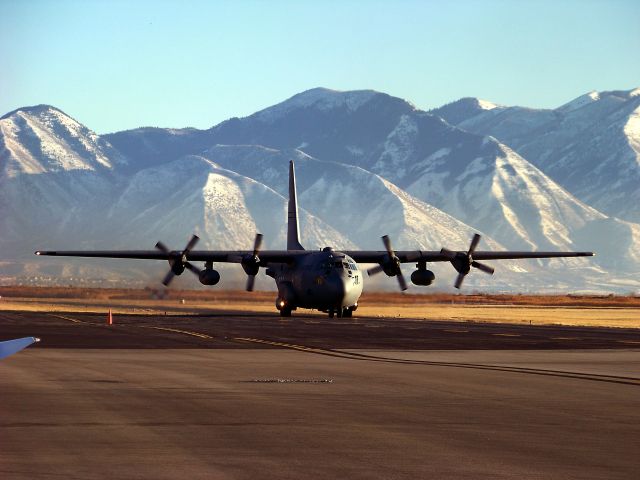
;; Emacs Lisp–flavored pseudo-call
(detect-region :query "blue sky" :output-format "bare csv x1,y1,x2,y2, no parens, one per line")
2,0,639,133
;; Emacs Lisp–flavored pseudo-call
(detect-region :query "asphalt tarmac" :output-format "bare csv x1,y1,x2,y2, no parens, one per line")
1,309,640,350
1,310,639,479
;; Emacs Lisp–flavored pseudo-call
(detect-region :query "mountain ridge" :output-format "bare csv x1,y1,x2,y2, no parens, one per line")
1,88,638,292
431,87,640,223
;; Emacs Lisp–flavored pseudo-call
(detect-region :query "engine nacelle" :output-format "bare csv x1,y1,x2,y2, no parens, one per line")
198,269,221,286
411,269,435,286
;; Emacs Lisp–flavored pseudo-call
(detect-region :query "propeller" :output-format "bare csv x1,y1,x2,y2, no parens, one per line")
243,233,263,292
367,235,408,291
155,234,200,286
440,233,494,289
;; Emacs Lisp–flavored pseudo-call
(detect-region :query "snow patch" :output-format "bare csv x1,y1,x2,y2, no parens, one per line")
374,115,418,178
477,99,498,110
255,88,378,122
557,91,600,113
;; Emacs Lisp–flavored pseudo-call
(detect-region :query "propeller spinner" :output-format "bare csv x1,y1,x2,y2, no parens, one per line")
367,235,408,291
440,233,495,289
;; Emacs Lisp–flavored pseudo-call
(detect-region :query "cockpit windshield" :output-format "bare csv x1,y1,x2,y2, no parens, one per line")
320,259,358,271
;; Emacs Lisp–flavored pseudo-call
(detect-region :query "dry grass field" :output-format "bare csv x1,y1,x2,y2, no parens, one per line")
1,286,638,328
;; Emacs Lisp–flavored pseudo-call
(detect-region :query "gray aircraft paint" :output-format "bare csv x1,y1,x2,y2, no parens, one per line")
269,161,362,315
287,160,305,251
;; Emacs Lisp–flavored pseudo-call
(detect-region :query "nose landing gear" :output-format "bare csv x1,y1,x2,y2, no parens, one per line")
275,297,293,317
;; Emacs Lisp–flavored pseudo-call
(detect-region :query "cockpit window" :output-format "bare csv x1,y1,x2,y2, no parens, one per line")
320,259,357,271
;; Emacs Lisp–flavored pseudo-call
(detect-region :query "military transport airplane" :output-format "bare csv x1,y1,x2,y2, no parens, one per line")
36,161,594,318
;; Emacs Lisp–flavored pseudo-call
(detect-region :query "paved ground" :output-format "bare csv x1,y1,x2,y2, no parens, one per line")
1,310,640,350
1,310,640,479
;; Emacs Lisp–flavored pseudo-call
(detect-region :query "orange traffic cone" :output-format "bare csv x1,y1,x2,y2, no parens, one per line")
107,309,113,326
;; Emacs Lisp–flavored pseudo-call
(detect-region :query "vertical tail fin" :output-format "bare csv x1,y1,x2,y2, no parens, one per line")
287,160,304,251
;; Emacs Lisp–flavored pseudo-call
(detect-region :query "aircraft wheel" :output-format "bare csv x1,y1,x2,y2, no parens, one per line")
328,310,334,318
343,308,352,318
280,308,292,317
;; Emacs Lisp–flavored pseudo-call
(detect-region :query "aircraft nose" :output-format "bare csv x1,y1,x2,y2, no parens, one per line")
327,273,351,305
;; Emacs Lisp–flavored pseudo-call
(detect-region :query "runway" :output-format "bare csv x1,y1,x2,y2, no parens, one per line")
1,309,639,350
1,310,640,479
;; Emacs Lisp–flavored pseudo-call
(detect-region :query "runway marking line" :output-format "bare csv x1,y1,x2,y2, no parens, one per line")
49,314,85,324
492,333,521,337
444,329,469,333
234,337,319,354
551,337,580,340
618,340,640,345
140,326,213,340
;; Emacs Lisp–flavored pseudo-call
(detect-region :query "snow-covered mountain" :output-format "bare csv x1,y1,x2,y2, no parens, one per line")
1,89,638,292
195,145,502,250
406,141,640,274
107,88,421,178
0,105,126,254
195,89,640,280
431,88,640,224
108,154,356,252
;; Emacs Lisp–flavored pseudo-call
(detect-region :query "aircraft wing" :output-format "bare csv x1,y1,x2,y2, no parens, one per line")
0,337,40,360
344,233,594,290
35,233,595,291
35,249,306,265
36,248,594,265
459,251,594,261
345,250,595,264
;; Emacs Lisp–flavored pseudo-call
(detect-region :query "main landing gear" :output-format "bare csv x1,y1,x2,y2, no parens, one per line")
328,306,355,318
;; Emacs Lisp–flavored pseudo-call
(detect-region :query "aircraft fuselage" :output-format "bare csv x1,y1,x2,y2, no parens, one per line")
266,248,363,315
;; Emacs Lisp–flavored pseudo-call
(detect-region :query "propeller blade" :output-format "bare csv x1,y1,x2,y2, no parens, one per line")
440,248,456,260
468,233,481,254
379,235,406,290
155,241,170,254
367,265,384,276
472,261,494,275
246,274,256,292
252,233,263,257
382,235,394,255
397,272,408,291
454,273,466,289
162,270,176,287
185,262,200,275
184,234,199,253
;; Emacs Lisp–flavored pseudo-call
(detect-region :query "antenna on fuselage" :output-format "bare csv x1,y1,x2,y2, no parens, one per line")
287,160,304,251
